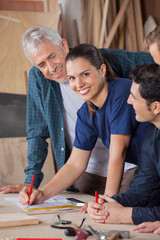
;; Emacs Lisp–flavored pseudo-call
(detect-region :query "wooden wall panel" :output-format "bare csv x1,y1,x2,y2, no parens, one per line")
0,2,58,94
0,138,55,188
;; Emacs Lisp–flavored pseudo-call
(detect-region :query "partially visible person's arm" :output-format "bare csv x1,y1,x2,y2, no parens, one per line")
0,184,32,194
24,67,51,188
104,134,131,196
132,221,160,234
19,147,91,205
87,195,160,225
113,124,160,208
100,49,154,78
132,206,160,225
100,197,160,225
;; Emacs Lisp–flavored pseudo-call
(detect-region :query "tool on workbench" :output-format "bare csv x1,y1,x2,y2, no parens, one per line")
87,226,130,239
104,230,130,239
87,225,107,240
108,232,120,240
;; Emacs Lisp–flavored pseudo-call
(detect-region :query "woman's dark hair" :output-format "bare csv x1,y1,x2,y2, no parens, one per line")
65,44,115,114
129,64,160,106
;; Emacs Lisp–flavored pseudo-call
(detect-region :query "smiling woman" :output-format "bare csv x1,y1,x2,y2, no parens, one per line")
66,57,108,108
65,44,114,114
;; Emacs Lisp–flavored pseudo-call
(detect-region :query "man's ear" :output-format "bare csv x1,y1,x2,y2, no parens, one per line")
152,101,160,114
61,38,69,53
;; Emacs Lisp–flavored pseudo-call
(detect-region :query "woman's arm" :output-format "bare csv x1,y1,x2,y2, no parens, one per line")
104,134,131,196
19,147,91,205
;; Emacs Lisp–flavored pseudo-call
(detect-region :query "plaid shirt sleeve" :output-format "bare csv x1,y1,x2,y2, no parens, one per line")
100,48,154,77
24,67,50,188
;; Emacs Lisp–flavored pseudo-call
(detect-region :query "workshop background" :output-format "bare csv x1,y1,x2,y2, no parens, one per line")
0,0,159,187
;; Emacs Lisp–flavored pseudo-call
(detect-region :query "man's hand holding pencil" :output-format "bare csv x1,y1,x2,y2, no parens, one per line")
81,191,105,214
87,192,110,223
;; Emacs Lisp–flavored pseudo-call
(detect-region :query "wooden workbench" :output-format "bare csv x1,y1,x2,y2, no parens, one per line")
0,192,159,240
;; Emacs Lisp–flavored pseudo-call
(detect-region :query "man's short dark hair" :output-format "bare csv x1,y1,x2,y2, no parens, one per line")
129,64,160,106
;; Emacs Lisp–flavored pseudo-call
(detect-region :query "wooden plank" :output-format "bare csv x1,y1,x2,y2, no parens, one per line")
87,0,94,44
100,0,107,39
107,1,113,39
43,0,49,12
126,0,138,51
47,0,58,13
133,0,144,51
58,4,66,38
93,0,101,47
81,0,86,43
0,213,39,228
104,0,130,48
0,0,44,12
0,8,58,94
99,0,110,48
118,0,125,49
110,0,118,49
106,0,117,48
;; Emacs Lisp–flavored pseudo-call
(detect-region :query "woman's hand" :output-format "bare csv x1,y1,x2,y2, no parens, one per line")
80,202,88,213
81,197,106,213
19,186,45,205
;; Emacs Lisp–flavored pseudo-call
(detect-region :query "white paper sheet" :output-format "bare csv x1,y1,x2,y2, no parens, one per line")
5,196,84,214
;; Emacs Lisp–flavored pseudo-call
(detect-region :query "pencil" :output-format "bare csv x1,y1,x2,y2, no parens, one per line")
95,190,98,211
27,174,35,207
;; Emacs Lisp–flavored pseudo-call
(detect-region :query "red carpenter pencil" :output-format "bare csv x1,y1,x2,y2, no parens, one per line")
27,174,35,206
95,191,98,211
95,191,98,203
